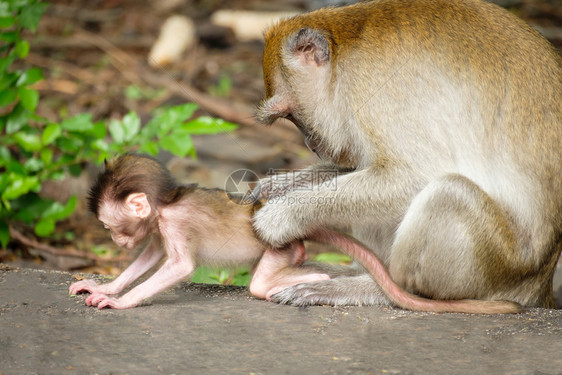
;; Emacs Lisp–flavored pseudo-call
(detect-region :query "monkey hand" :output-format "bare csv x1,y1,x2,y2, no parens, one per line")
253,177,292,200
85,292,135,310
253,170,316,200
253,196,308,248
69,279,120,296
69,279,102,295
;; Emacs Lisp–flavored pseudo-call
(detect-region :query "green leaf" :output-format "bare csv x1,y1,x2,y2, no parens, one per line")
18,87,39,111
42,123,61,145
0,88,17,107
182,116,238,134
91,138,109,152
0,220,9,248
23,157,44,173
139,141,158,155
12,194,51,219
108,119,124,144
89,121,106,139
16,67,43,86
6,104,29,133
5,160,24,174
68,163,82,176
14,207,36,223
0,174,11,203
19,2,48,32
13,131,41,152
312,252,353,265
2,176,40,200
0,3,9,18
160,131,194,157
121,111,140,142
153,103,199,136
140,117,158,139
35,217,55,236
95,151,110,165
231,267,251,286
15,40,30,58
0,145,10,163
61,113,93,132
48,170,65,181
0,72,18,92
40,148,53,165
190,266,219,284
0,17,15,28
0,55,16,75
56,135,83,153
0,31,17,43
42,196,77,221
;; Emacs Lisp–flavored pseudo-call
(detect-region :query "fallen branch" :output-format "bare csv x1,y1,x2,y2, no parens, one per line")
9,226,130,263
26,53,105,88
72,30,301,143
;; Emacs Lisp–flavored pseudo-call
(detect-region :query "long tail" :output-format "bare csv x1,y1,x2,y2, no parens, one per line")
308,228,521,314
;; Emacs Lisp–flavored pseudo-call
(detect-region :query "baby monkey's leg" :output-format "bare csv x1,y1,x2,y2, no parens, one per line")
249,241,330,300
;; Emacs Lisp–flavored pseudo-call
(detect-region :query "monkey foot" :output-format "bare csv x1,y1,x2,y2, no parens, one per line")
269,276,393,307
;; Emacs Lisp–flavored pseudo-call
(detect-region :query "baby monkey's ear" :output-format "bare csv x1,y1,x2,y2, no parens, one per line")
125,193,151,219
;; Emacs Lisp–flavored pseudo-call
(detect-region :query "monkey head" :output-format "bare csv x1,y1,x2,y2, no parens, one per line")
88,154,176,250
97,192,155,250
257,14,367,168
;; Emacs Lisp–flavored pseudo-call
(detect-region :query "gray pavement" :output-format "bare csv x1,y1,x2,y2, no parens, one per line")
1,264,561,375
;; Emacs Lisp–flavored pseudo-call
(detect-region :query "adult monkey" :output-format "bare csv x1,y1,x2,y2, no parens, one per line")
253,0,562,309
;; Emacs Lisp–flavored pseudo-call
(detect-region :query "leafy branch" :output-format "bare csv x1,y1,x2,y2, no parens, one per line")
0,0,237,247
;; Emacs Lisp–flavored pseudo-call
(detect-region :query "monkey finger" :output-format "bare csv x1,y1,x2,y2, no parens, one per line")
253,176,295,200
69,279,99,295
86,292,108,307
99,297,129,310
84,294,97,306
96,298,117,310
96,301,109,310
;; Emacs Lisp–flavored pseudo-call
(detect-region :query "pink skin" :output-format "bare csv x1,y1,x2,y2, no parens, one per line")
69,192,332,309
249,242,330,300
69,194,196,310
69,237,164,309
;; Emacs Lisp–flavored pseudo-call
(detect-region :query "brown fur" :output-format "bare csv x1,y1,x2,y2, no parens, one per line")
254,0,561,309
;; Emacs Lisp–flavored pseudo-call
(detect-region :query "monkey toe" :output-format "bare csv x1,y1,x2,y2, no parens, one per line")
269,284,325,306
270,281,349,306
270,277,394,307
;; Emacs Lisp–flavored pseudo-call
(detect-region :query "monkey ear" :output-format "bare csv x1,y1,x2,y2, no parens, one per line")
125,193,151,219
290,28,330,67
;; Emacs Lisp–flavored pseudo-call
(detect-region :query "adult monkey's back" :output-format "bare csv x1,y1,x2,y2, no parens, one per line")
253,0,562,310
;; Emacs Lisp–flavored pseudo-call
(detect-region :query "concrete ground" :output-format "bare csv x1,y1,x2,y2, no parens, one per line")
1,264,561,375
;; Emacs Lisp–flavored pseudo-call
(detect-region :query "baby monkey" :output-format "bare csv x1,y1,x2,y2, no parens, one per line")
70,154,519,313
69,154,329,309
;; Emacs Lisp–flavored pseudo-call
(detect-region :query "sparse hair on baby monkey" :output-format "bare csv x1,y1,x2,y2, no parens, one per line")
69,154,331,309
